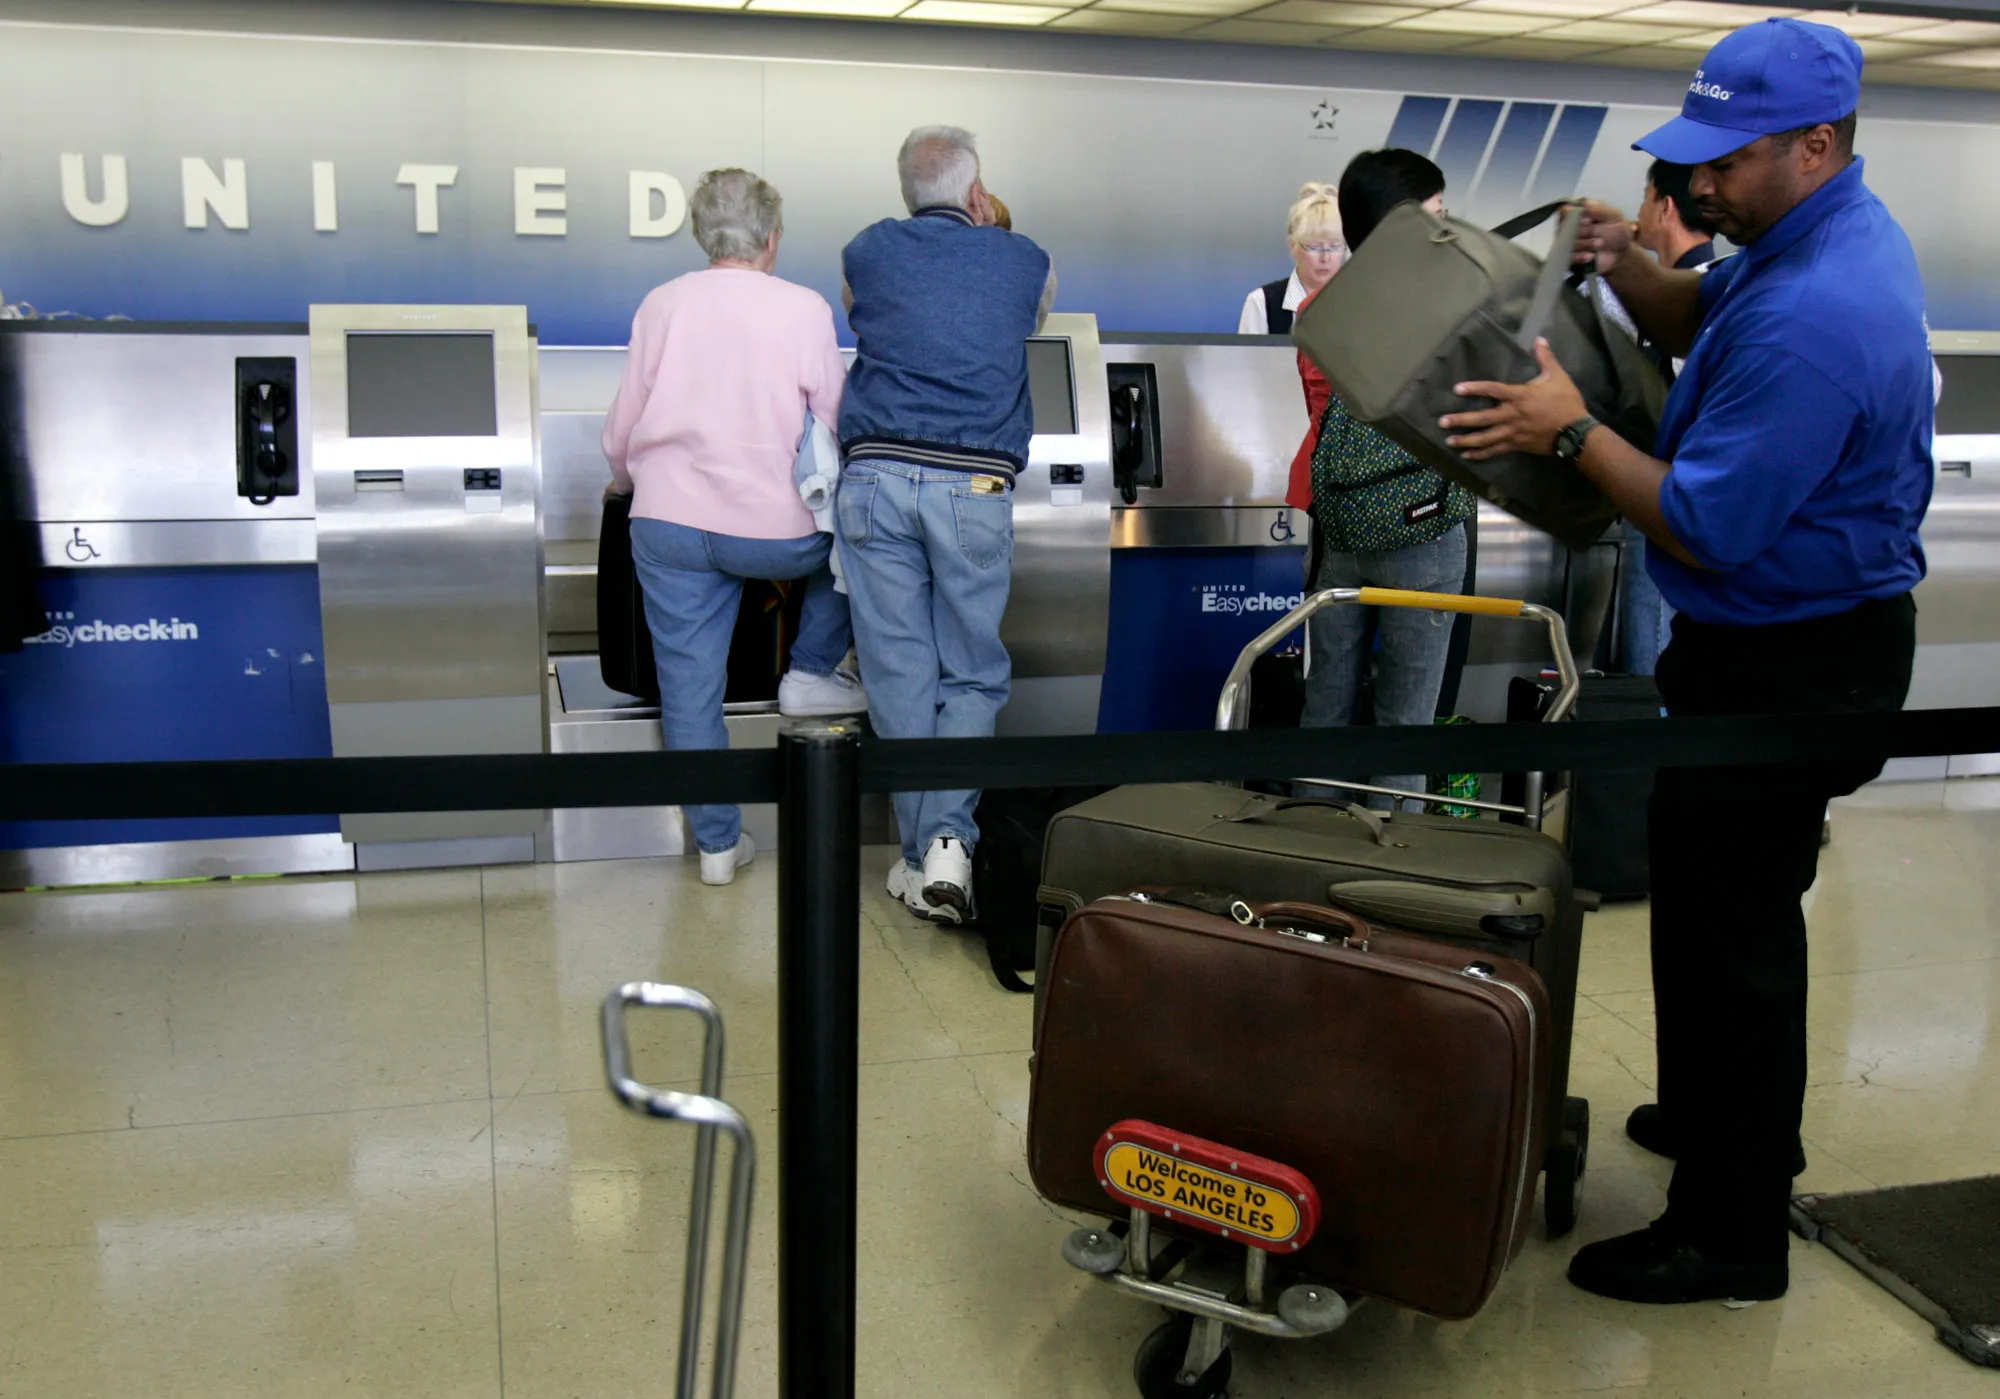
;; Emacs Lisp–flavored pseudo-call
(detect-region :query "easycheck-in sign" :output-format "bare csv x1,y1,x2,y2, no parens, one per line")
24,611,200,647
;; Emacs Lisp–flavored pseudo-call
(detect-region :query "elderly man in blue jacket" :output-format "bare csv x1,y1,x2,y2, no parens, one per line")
1443,19,1932,1304
836,125,1056,924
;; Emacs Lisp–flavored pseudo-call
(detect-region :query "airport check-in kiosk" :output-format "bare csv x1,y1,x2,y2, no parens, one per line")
1905,331,2000,763
310,306,546,864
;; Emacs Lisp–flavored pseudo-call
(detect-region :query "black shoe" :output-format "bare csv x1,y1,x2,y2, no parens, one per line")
1624,1103,1808,1177
1568,1224,1788,1304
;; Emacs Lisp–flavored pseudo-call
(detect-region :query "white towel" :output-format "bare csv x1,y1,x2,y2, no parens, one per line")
794,411,845,593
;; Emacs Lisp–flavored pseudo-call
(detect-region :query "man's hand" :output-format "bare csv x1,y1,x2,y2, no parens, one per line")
604,480,634,501
1575,198,1633,274
1440,338,1589,461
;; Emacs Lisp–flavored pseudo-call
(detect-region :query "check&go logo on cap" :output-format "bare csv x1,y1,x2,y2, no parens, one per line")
1635,17,1863,165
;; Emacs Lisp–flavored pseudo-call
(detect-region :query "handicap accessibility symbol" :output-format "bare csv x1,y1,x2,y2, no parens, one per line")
65,528,101,562
1269,511,1296,544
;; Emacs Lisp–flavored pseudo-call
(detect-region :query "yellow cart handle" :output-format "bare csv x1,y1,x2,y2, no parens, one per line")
1354,587,1526,618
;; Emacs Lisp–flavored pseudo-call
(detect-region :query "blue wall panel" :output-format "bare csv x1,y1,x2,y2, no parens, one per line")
0,566,335,849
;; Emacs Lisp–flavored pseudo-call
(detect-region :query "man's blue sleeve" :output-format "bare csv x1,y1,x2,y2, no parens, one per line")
1658,345,1861,571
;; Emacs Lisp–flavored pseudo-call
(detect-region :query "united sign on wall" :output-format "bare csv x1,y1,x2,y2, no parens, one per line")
2,17,1995,340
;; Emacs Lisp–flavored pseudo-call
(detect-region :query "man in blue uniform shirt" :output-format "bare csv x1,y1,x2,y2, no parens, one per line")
1442,18,1931,1304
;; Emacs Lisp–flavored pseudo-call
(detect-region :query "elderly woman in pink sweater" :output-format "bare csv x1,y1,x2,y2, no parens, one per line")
603,167,861,886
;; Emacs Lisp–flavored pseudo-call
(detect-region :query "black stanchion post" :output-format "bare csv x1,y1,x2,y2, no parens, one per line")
777,721,863,1398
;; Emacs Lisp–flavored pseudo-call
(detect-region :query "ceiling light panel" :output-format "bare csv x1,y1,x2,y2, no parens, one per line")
1905,43,2000,65
1045,6,1205,26
1389,9,1550,32
1460,0,1637,18
1092,0,1267,14
1540,17,1703,39
1254,0,1426,22
1617,2,1801,25
1193,15,1348,37
596,0,751,8
902,0,1069,18
746,0,911,13
1326,24,1484,46
1456,33,1620,56
1800,10,1946,37
1889,19,2000,43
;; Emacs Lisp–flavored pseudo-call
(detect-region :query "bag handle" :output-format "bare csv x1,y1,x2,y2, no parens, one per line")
1127,891,1378,948
1489,199,1573,240
1219,796,1392,847
1516,203,1585,353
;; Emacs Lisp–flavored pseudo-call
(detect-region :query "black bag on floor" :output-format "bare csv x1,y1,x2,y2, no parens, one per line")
1512,672,1662,899
973,787,1111,993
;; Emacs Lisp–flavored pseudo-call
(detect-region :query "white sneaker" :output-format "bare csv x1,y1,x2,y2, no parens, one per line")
778,668,867,718
886,857,962,924
921,835,974,919
699,834,756,886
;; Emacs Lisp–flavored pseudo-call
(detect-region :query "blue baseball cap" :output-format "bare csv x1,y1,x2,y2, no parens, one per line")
1635,18,1863,165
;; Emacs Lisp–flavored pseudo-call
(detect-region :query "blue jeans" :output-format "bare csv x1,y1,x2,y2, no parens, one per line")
1618,534,1676,676
1300,523,1468,808
629,517,851,855
836,459,1013,866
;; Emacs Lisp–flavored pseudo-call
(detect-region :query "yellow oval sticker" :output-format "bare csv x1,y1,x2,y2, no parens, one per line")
1101,1141,1303,1246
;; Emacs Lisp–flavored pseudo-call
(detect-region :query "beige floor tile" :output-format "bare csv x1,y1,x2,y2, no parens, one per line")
489,1053,1135,1399
0,1100,501,1398
1808,799,1999,975
0,872,489,1138
1801,958,2000,1186
479,851,983,1101
1576,899,1653,998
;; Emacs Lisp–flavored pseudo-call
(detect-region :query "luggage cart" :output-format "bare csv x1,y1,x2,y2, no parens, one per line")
602,983,756,1399
1058,587,1592,1398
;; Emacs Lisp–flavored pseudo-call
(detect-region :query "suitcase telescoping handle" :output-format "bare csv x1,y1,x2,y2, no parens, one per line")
1214,587,1580,827
602,983,757,1399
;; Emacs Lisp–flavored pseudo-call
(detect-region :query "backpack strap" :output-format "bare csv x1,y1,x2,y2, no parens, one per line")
1516,203,1585,352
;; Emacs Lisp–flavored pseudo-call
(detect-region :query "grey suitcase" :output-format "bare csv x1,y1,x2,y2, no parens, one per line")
1031,586,1597,1236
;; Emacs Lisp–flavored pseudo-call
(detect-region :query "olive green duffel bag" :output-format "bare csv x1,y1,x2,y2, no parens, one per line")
1292,200,1664,552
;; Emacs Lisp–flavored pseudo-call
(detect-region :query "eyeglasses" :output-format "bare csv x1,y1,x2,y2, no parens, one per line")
1297,242,1346,257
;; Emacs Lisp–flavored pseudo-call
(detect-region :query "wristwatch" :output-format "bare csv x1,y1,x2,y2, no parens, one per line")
1552,415,1600,463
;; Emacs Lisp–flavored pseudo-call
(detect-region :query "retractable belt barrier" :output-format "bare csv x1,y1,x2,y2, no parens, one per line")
8,706,2000,1399
6,706,2000,822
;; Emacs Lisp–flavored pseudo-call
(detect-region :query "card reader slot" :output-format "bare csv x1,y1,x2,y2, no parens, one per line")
354,469,406,492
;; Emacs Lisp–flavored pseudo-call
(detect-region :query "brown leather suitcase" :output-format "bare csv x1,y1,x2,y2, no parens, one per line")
1027,893,1550,1320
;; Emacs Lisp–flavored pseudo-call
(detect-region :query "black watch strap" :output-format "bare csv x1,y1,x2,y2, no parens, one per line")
1554,415,1601,462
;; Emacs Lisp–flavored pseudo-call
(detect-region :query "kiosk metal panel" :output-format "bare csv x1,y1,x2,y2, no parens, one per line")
312,305,545,845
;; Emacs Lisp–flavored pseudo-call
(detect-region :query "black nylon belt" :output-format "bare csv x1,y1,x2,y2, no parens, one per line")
4,707,2000,822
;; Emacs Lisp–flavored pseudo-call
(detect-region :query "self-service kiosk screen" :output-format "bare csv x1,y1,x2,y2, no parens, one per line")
346,332,499,438
1935,355,2000,437
1027,338,1077,436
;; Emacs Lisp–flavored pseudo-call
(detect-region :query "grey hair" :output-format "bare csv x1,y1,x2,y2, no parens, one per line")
690,168,782,263
897,126,980,215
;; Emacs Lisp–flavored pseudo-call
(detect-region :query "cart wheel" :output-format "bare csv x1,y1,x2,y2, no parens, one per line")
1133,1316,1233,1399
1544,1097,1591,1239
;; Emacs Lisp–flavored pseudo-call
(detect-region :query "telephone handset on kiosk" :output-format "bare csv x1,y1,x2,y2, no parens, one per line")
1106,362,1162,505
235,356,299,505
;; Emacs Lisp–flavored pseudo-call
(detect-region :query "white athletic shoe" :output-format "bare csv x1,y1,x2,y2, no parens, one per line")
921,835,974,918
699,834,756,886
887,857,962,924
778,668,867,718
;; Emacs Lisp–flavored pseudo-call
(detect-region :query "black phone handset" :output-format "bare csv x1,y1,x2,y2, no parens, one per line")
246,379,291,506
1111,382,1144,505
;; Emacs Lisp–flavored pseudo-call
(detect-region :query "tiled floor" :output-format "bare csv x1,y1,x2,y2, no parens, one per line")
2,782,1996,1397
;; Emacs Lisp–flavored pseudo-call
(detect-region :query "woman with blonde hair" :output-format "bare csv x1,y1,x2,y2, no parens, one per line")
1237,181,1346,335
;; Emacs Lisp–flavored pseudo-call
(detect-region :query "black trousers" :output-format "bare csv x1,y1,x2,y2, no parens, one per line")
1648,592,1916,1265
